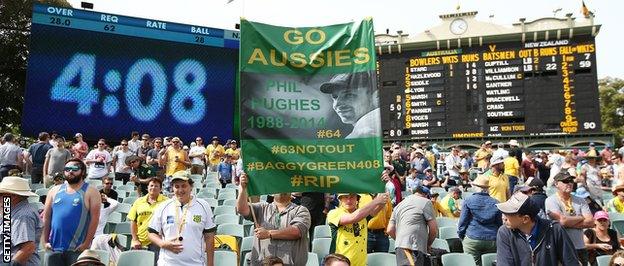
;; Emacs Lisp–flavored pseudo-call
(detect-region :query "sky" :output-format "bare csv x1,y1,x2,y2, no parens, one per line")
66,0,621,79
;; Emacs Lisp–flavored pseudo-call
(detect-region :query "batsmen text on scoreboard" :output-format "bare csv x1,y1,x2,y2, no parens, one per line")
379,36,600,140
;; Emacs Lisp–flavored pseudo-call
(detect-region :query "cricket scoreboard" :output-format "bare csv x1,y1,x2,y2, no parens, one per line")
23,4,239,141
379,36,600,140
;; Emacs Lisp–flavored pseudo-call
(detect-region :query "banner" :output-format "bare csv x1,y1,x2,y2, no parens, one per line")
240,19,384,195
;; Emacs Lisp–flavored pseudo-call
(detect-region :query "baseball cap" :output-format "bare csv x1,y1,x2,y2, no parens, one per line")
171,137,181,142
75,133,83,138
594,211,610,220
171,171,193,184
573,187,590,198
484,141,492,145
553,172,575,182
527,178,544,189
414,185,431,197
496,191,536,215
320,72,371,94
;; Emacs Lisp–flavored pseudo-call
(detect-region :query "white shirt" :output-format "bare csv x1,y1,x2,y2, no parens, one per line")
96,198,119,236
128,139,141,154
113,149,134,173
445,153,461,177
149,197,216,266
86,149,112,179
189,146,206,166
345,108,381,139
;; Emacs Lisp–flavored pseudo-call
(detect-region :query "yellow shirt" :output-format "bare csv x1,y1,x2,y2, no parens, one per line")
205,144,225,165
327,206,368,266
432,200,451,217
425,151,436,171
127,194,168,246
358,194,392,230
474,148,491,169
165,148,187,176
439,194,460,218
504,157,520,177
224,148,240,158
488,171,509,203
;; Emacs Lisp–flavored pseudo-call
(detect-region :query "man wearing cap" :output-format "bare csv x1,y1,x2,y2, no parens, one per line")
148,171,216,266
319,71,381,139
387,186,437,265
474,141,493,170
0,176,42,265
160,137,190,193
205,136,225,172
327,192,388,266
236,173,311,265
71,133,89,160
524,178,548,217
127,155,158,197
410,149,431,180
487,155,510,203
224,140,240,158
42,158,101,265
545,172,594,265
508,139,523,167
458,175,501,265
439,188,462,218
496,191,579,265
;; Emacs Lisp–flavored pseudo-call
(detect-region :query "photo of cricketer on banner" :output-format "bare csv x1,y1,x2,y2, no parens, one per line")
239,18,384,195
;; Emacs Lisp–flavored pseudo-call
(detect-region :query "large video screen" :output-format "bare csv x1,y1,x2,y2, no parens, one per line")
23,4,239,141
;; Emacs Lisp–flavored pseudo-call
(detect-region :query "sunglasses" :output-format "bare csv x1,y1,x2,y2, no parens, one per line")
172,141,180,143
104,182,113,185
64,166,81,172
560,179,574,184
98,143,105,146
142,138,149,141
614,263,624,266
121,144,128,146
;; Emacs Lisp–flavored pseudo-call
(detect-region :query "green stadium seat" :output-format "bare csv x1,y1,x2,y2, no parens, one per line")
311,238,331,265
117,250,154,266
597,255,612,266
215,214,240,225
214,250,237,266
217,223,244,238
313,225,331,239
366,252,395,266
441,253,476,266
481,252,497,266
306,252,319,266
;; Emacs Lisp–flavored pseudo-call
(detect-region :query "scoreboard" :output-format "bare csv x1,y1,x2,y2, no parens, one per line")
23,4,239,142
378,36,601,140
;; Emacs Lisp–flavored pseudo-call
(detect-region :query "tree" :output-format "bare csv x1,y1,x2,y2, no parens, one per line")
0,0,71,135
598,77,624,142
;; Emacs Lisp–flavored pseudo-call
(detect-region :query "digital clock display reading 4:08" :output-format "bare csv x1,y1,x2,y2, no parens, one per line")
23,14,237,141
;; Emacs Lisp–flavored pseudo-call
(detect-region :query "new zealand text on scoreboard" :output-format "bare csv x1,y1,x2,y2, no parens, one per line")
378,36,600,140
23,4,239,141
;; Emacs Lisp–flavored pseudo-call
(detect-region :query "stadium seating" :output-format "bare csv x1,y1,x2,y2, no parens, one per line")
311,238,331,265
441,253,476,266
117,250,154,266
481,252,496,266
431,238,450,252
92,249,110,266
217,223,244,238
306,252,319,266
597,255,612,266
313,225,331,239
214,205,236,216
366,253,396,265
214,250,238,266
436,217,457,228
215,214,240,225
240,236,254,266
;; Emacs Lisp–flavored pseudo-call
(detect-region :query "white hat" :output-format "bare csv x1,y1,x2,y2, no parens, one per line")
508,139,520,147
490,155,505,166
414,149,424,155
0,176,37,197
